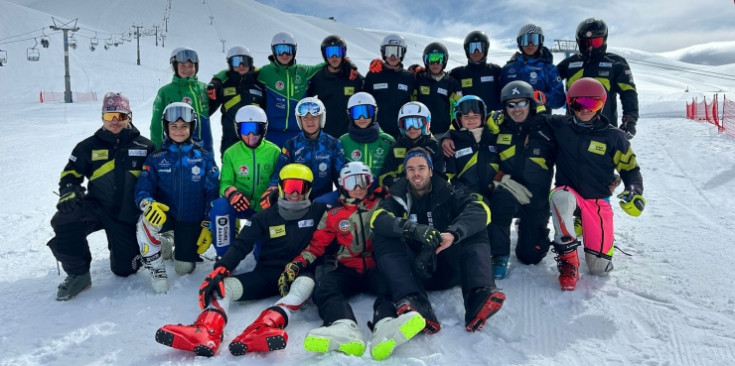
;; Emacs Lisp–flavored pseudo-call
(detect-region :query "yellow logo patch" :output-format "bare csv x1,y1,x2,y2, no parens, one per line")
461,78,473,88
497,134,512,145
223,87,237,96
420,86,430,95
344,86,355,96
588,140,607,155
393,147,406,158
91,150,109,161
269,224,286,238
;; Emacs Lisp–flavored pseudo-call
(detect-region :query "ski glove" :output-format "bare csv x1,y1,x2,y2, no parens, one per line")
414,246,438,279
534,90,547,105
57,184,84,213
620,115,637,139
408,64,425,75
225,186,250,212
259,186,279,210
403,221,442,251
342,57,359,81
206,82,218,101
198,266,230,309
278,261,305,297
196,220,212,255
369,58,384,73
140,199,169,228
618,185,645,217
492,173,533,205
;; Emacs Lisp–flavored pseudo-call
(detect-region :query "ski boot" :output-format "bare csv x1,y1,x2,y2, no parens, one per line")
369,311,425,360
143,253,169,294
395,293,441,334
464,287,505,332
56,272,91,301
491,255,510,280
304,319,365,356
229,306,288,356
155,308,227,357
554,239,581,291
584,248,614,276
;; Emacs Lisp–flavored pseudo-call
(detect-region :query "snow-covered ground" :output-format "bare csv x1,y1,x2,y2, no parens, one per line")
1,1,735,365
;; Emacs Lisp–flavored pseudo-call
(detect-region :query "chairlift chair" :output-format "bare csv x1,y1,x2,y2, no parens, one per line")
91,35,99,46
27,39,40,61
41,29,50,48
69,37,77,50
0,49,7,65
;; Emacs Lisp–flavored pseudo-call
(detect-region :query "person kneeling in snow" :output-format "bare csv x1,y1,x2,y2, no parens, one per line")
155,164,328,357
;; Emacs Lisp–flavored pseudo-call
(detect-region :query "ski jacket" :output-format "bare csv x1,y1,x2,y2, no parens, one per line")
546,114,643,199
414,72,463,135
220,139,280,211
339,130,395,177
294,191,384,274
501,47,566,110
216,202,328,270
556,52,639,126
306,66,365,139
371,176,490,244
207,69,266,154
362,65,417,139
270,131,347,199
151,75,212,152
449,61,503,111
378,135,446,187
134,141,219,223
257,58,324,134
445,127,498,199
59,125,154,223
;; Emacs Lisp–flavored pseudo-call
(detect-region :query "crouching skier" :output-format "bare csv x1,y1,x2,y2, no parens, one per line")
154,163,328,356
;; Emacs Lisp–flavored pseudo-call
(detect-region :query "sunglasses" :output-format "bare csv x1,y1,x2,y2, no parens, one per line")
349,105,376,120
519,33,543,47
237,122,265,136
505,100,530,109
399,116,427,131
273,44,295,56
341,174,372,191
423,52,445,65
323,45,345,59
229,55,253,68
382,45,404,58
102,112,130,121
280,179,310,195
163,105,197,123
581,37,605,49
297,101,323,116
569,97,605,112
467,41,485,54
172,49,198,63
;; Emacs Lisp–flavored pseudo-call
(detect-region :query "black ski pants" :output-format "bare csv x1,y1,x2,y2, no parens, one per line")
488,188,552,264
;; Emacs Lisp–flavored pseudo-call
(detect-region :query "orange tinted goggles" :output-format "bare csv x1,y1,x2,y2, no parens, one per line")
102,112,130,121
280,179,310,195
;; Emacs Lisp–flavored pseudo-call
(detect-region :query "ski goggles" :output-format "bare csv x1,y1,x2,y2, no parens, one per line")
349,105,376,120
456,99,486,116
163,105,197,123
172,49,198,63
341,174,372,191
273,44,295,56
280,179,311,195
229,55,253,68
399,116,428,131
518,33,543,47
297,101,323,116
580,36,605,49
467,41,485,54
505,100,530,109
102,112,130,121
323,45,345,59
569,97,605,112
423,52,446,65
237,122,266,136
382,45,404,58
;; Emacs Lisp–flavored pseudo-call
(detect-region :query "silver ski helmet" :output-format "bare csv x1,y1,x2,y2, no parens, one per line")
170,47,199,76
162,102,198,141
226,45,254,69
295,97,327,130
380,34,407,62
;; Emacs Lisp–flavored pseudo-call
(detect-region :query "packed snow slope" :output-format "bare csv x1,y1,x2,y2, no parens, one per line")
1,1,734,365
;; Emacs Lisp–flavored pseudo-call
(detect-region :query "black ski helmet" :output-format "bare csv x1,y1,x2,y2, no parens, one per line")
500,80,537,117
576,18,608,58
463,30,489,62
422,42,449,70
320,35,347,63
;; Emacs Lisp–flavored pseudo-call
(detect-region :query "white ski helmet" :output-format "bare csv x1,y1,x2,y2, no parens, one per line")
170,47,199,76
162,102,198,140
234,105,268,147
271,32,297,57
380,33,407,61
295,97,327,130
339,161,373,192
397,101,431,136
347,92,378,122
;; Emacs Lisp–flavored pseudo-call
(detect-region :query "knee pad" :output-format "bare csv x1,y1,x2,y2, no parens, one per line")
174,260,195,275
584,249,614,276
550,189,577,218
224,277,244,302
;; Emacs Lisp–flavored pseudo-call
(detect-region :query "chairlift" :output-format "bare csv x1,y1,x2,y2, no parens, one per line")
0,49,7,66
89,44,96,52
27,39,40,61
69,36,77,50
90,34,99,46
41,29,50,48
105,38,113,47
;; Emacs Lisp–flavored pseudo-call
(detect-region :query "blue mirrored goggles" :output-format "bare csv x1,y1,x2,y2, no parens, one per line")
163,105,197,123
273,44,295,56
297,102,323,116
423,52,446,65
323,45,345,59
467,41,485,54
173,49,198,63
518,33,543,47
237,121,266,136
229,55,253,68
349,105,376,120
399,116,427,131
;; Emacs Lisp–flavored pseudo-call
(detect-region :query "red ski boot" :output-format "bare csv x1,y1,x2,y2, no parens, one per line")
465,287,506,332
155,309,227,357
556,249,580,291
228,306,289,356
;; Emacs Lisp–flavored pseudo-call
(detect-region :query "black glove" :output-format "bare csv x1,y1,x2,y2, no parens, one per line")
414,246,438,279
403,221,442,251
620,115,637,139
57,184,84,213
198,266,230,309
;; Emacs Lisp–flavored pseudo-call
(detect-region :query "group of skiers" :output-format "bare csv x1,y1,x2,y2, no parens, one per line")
47,17,646,360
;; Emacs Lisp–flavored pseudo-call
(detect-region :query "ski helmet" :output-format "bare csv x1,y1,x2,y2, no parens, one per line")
295,97,327,130
162,102,198,141
422,42,449,70
566,77,607,111
576,18,608,58
226,45,254,69
234,105,268,148
271,32,297,62
501,80,535,104
347,92,378,124
453,95,487,130
170,47,199,76
463,30,489,62
278,163,313,199
516,24,544,49
397,101,431,136
320,35,347,62
380,34,407,62
338,161,373,194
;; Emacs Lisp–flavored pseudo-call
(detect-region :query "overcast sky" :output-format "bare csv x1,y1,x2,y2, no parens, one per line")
255,0,735,53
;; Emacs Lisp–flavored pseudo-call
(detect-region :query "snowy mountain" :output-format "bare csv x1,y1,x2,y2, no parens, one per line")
1,1,735,365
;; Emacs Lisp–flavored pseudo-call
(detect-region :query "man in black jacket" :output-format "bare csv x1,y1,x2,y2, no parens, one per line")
370,147,505,335
48,92,155,301
449,30,503,111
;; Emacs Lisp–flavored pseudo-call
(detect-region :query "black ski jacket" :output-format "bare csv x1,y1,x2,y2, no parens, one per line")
307,65,365,139
378,134,445,187
363,65,416,139
449,61,503,111
414,72,462,135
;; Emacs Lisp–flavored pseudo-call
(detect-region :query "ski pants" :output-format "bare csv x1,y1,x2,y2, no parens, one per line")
47,199,140,277
488,187,552,264
311,265,395,326
550,186,615,257
209,197,255,258
229,263,315,302
136,217,202,263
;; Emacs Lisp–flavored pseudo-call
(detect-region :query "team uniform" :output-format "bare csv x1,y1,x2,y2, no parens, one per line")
362,67,416,139
501,47,566,110
449,62,503,111
379,135,445,188
306,66,364,139
414,71,462,135
151,75,212,152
